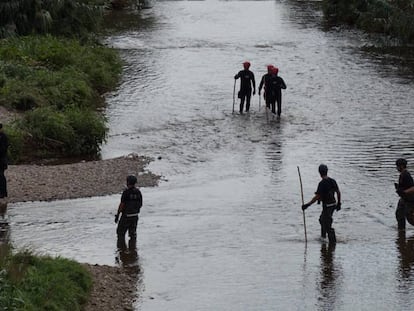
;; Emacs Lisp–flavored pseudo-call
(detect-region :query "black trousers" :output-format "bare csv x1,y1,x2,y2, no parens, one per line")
319,206,336,241
275,92,282,116
239,90,252,113
117,215,139,245
396,199,407,230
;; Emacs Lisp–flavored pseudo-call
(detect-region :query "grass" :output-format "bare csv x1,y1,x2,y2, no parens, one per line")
0,35,122,163
0,249,92,311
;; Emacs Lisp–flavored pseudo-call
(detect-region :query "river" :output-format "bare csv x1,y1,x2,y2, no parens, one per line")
8,1,414,310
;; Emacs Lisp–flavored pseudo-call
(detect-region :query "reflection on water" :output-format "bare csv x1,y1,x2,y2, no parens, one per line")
396,233,414,290
318,243,342,310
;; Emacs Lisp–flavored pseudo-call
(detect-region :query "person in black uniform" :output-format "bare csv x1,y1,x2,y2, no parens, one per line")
234,61,256,114
395,158,414,232
258,65,275,111
115,175,143,248
271,67,287,116
302,164,341,244
0,123,9,199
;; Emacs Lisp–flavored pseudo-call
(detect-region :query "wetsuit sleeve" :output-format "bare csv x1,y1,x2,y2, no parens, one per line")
251,72,256,90
234,71,240,80
280,77,287,89
120,190,128,203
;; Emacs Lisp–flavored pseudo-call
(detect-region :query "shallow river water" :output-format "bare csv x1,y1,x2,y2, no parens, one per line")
8,1,414,310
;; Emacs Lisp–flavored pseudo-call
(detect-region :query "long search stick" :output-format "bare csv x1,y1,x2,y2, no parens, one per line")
297,166,307,243
259,93,261,111
232,79,236,114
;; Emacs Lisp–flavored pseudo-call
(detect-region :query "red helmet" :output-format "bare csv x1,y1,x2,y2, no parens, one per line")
243,61,251,69
272,67,279,74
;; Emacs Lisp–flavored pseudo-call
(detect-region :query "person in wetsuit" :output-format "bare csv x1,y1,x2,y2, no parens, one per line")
395,158,414,231
234,61,256,114
258,65,275,112
115,175,143,248
302,164,341,244
271,67,286,116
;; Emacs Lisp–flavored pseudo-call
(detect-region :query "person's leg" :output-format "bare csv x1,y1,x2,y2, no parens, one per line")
128,217,138,240
319,214,326,238
325,207,336,243
116,216,128,248
245,93,251,112
271,99,276,114
276,93,282,116
320,208,334,240
240,95,245,114
396,199,406,231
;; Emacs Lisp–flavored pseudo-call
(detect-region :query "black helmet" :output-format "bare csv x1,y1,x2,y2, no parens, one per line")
318,164,328,176
396,158,407,167
126,175,137,185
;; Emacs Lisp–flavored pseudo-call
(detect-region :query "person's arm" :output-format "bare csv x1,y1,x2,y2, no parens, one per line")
335,187,341,210
280,77,286,90
234,72,240,80
258,76,264,94
302,193,321,210
115,191,126,223
252,73,256,94
405,186,414,194
114,201,125,223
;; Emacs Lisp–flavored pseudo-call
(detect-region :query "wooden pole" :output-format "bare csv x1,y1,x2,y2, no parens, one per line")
297,166,307,243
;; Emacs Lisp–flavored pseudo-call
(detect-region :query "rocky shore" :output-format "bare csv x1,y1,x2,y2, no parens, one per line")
6,154,160,203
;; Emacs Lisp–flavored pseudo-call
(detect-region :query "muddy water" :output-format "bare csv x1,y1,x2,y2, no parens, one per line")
8,1,414,310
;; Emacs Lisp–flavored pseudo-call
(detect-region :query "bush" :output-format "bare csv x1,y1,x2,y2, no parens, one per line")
20,106,107,158
0,35,121,162
323,0,414,44
0,36,122,94
3,124,25,164
65,107,108,155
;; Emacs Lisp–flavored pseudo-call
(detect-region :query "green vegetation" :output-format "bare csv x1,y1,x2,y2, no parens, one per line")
323,0,414,44
0,249,92,310
0,35,122,162
0,0,107,39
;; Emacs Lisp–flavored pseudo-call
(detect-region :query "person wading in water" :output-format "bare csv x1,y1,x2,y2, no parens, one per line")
395,158,414,232
271,67,287,117
302,164,341,244
258,65,275,112
115,175,143,249
234,61,256,114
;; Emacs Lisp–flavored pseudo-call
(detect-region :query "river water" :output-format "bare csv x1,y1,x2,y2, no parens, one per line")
7,1,414,310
